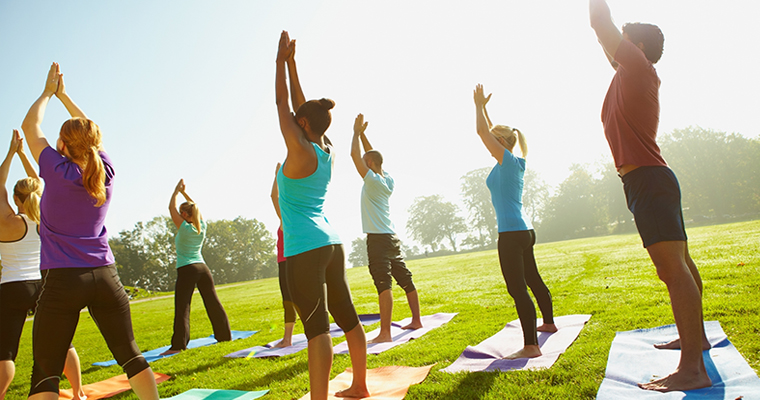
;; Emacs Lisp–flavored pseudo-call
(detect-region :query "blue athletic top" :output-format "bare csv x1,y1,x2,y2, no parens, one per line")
361,169,396,234
175,219,207,268
277,142,342,257
486,149,533,232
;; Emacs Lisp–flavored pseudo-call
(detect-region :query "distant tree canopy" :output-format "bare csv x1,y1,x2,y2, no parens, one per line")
111,216,276,292
406,195,467,252
348,236,368,268
405,126,759,251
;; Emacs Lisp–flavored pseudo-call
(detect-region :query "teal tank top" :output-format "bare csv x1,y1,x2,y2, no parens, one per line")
277,142,342,257
175,219,207,267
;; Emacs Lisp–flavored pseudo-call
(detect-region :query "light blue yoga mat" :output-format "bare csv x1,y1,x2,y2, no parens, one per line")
161,388,268,399
94,330,257,366
597,321,760,399
225,314,381,359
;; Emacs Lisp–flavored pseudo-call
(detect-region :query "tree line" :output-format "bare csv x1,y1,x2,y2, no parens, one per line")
383,127,760,258
110,216,276,292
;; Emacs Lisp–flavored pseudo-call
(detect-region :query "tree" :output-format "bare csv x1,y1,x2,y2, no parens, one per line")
348,237,368,268
406,195,467,252
111,216,177,292
539,164,602,242
203,217,277,284
460,167,497,247
522,168,550,228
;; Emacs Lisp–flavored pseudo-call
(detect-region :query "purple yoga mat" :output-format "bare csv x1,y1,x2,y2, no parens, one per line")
333,312,457,355
442,314,591,373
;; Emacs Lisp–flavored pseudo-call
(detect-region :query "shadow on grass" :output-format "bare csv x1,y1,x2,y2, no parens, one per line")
441,371,499,399
232,359,309,390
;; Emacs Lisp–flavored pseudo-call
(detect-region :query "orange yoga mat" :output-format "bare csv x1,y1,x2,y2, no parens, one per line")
299,365,433,400
58,372,170,400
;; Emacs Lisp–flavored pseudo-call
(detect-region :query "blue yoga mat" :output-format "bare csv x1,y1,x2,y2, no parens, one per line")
597,321,760,399
161,388,269,399
94,330,257,366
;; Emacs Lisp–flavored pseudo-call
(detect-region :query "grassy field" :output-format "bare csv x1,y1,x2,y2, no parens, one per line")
7,220,759,399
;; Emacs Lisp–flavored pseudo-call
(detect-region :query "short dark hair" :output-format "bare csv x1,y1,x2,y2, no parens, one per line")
295,98,335,136
364,150,383,167
623,23,664,63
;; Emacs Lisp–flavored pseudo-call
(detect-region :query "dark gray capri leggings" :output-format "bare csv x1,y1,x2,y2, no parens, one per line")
29,265,149,396
286,244,360,340
0,280,41,362
366,233,416,294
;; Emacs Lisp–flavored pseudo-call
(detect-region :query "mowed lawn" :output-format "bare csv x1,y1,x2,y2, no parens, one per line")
7,220,759,399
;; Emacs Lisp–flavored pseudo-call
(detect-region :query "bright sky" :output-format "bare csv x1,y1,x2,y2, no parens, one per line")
1,1,757,253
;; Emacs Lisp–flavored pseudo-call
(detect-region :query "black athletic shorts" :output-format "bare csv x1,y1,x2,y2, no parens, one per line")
622,166,687,247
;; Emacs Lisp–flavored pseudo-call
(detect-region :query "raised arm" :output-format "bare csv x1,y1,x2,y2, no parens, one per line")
20,63,58,163
271,162,282,221
590,0,623,70
474,84,506,164
55,70,88,119
15,130,39,180
275,31,317,179
350,114,370,178
0,132,24,230
359,131,373,152
169,179,185,229
286,40,306,111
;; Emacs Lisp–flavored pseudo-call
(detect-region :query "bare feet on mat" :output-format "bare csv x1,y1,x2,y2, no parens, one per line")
72,393,88,400
159,349,181,356
273,339,291,348
503,345,542,359
638,369,712,392
654,336,711,351
537,323,558,333
368,332,393,344
401,320,423,330
335,385,370,398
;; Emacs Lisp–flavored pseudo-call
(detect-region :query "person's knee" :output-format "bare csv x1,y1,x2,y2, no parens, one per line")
112,341,149,378
329,296,359,335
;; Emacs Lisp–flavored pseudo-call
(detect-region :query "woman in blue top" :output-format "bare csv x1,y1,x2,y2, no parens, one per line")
162,179,231,355
474,84,557,359
275,31,368,400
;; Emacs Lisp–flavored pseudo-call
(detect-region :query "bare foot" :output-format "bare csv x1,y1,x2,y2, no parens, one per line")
537,323,558,333
159,349,181,356
401,321,423,330
503,345,542,359
368,332,393,344
654,337,711,351
638,369,712,392
335,385,370,398
273,340,291,348
72,393,88,400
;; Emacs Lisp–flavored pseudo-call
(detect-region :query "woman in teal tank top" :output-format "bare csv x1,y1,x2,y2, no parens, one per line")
275,31,368,400
162,179,231,355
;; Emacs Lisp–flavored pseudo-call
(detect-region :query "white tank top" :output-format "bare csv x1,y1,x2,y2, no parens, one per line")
0,214,42,284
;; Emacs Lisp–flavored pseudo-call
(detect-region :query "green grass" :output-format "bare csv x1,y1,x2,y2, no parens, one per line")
7,220,760,399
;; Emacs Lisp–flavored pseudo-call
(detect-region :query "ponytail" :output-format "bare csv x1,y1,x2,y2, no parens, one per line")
82,146,106,207
514,128,528,158
14,177,43,224
180,202,202,234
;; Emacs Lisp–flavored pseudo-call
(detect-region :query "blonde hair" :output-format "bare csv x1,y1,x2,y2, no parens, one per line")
14,177,43,224
60,118,106,207
491,124,528,157
179,201,202,234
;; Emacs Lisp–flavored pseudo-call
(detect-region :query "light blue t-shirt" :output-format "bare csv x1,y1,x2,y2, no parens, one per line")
486,149,533,232
361,169,396,234
277,143,342,257
175,219,207,268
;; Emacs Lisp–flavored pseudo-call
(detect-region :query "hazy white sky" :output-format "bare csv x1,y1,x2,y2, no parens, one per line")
1,0,757,252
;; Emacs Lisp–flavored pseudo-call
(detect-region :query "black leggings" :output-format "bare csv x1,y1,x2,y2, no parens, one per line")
0,280,41,361
278,261,297,324
29,266,149,396
286,244,359,340
498,230,554,346
170,263,231,350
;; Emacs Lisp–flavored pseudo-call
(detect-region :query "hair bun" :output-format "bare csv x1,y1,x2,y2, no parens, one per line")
318,98,335,110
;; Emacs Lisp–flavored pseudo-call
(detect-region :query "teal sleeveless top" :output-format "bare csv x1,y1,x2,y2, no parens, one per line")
277,142,342,257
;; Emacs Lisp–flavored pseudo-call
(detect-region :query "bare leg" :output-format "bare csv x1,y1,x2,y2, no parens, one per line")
368,289,393,343
654,243,710,350
537,323,558,333
0,360,14,400
127,367,159,400
504,344,542,360
335,324,369,398
401,290,423,330
306,333,333,400
63,348,86,400
638,241,711,392
274,322,295,348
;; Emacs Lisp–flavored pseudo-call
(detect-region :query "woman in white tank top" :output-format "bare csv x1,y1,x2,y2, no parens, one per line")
0,131,85,400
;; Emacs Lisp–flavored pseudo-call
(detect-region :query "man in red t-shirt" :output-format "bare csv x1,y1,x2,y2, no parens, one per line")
590,0,712,392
